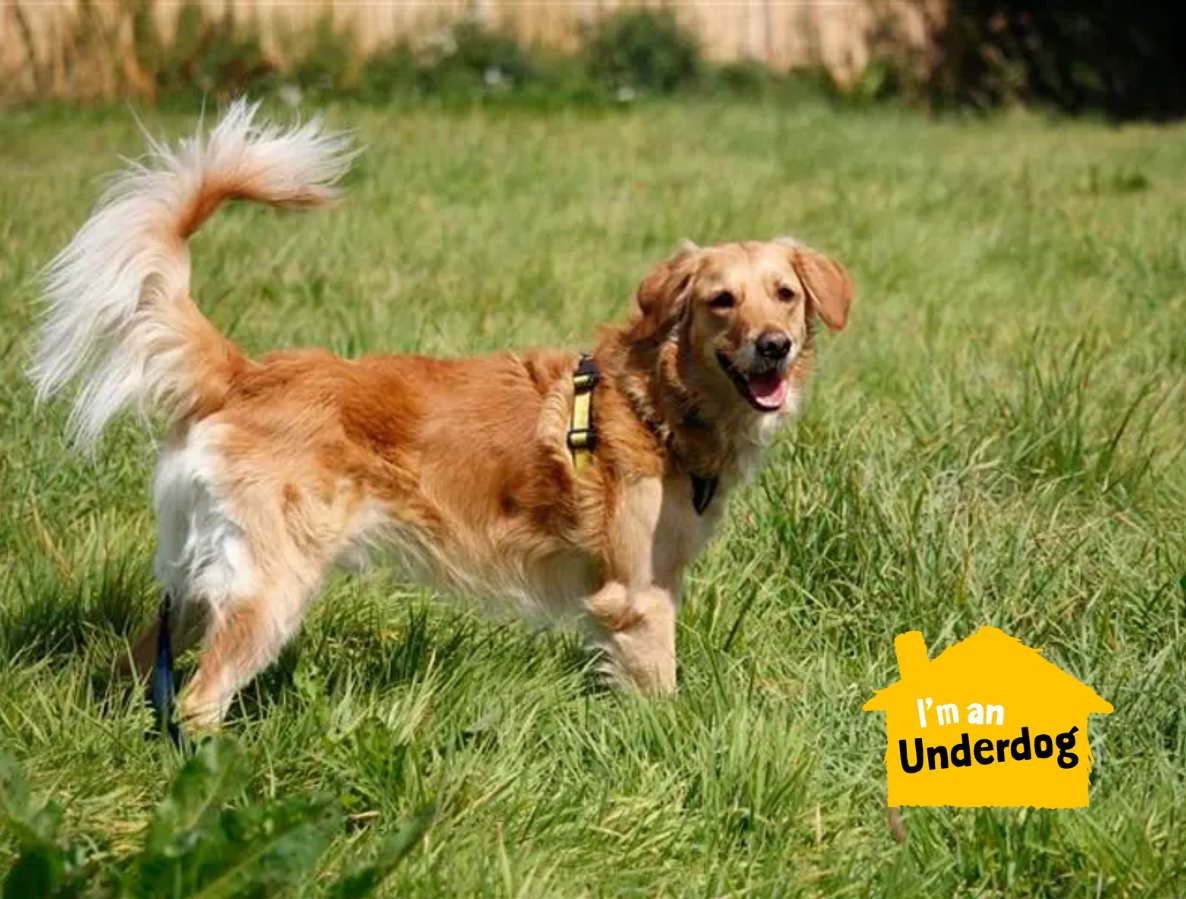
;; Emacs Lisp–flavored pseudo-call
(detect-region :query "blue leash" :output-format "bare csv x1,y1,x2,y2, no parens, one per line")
150,594,183,746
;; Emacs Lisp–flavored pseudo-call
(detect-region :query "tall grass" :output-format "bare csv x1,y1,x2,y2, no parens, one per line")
1,100,1184,894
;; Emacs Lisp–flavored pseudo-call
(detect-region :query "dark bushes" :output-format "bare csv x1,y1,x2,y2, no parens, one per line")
584,9,701,95
141,2,277,101
126,7,804,109
930,3,1186,119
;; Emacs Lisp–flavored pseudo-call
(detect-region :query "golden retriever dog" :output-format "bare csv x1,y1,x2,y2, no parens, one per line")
31,101,852,730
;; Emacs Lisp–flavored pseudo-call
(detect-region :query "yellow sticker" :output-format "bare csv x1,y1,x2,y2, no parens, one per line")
864,627,1113,808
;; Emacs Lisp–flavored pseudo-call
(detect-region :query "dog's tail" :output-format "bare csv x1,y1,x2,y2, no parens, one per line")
29,99,354,445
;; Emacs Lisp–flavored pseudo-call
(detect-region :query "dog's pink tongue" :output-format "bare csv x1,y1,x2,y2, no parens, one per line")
748,370,788,410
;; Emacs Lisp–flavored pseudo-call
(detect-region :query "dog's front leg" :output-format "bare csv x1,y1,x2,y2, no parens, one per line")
585,582,678,694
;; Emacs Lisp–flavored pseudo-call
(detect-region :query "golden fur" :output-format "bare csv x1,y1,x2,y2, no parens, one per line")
31,103,852,729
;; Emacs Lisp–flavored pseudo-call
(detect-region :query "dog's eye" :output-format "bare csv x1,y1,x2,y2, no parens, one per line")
709,291,736,310
777,285,796,303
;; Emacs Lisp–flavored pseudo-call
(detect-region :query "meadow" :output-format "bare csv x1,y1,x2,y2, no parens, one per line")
1,98,1184,896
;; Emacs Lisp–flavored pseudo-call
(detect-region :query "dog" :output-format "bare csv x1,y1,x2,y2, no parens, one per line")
30,101,852,730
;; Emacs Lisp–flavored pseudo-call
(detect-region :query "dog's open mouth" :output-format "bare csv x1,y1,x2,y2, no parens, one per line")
716,353,788,413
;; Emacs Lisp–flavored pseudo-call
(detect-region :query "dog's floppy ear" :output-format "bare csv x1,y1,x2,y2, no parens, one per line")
784,241,853,332
629,241,701,342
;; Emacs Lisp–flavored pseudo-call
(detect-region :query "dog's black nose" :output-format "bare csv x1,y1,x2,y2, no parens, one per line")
755,331,792,361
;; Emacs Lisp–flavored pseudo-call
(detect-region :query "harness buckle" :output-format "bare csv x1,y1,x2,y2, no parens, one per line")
573,356,600,389
567,427,597,452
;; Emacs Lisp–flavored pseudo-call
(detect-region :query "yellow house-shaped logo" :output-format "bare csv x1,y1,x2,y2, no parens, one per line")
864,627,1113,808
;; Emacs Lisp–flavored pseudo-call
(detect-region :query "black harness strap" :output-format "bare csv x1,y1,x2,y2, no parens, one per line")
691,473,719,516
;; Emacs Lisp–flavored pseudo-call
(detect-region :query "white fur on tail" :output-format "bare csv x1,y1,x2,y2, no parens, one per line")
29,99,354,445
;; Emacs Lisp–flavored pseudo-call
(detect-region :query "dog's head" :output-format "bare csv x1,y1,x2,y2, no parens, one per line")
630,237,852,415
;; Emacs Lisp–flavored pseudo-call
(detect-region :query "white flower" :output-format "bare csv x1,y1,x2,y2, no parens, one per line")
415,27,459,63
278,84,303,109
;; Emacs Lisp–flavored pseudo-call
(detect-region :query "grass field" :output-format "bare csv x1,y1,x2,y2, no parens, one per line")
2,99,1185,896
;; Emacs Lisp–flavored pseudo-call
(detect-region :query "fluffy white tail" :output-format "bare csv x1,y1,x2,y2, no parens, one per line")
29,99,355,445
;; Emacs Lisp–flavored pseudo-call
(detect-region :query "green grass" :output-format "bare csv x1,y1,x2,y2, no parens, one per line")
2,98,1186,896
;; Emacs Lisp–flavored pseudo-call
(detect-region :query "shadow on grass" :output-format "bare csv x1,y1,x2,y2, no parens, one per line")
0,554,154,665
227,598,612,727
4,553,609,733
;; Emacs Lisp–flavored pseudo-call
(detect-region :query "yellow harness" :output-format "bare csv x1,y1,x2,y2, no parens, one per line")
566,354,599,472
565,353,718,513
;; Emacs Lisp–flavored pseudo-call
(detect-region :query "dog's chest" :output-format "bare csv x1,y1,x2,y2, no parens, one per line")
621,475,725,588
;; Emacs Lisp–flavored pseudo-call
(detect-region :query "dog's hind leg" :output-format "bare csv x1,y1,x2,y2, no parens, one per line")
169,467,361,729
177,574,320,731
145,423,372,730
122,436,240,682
